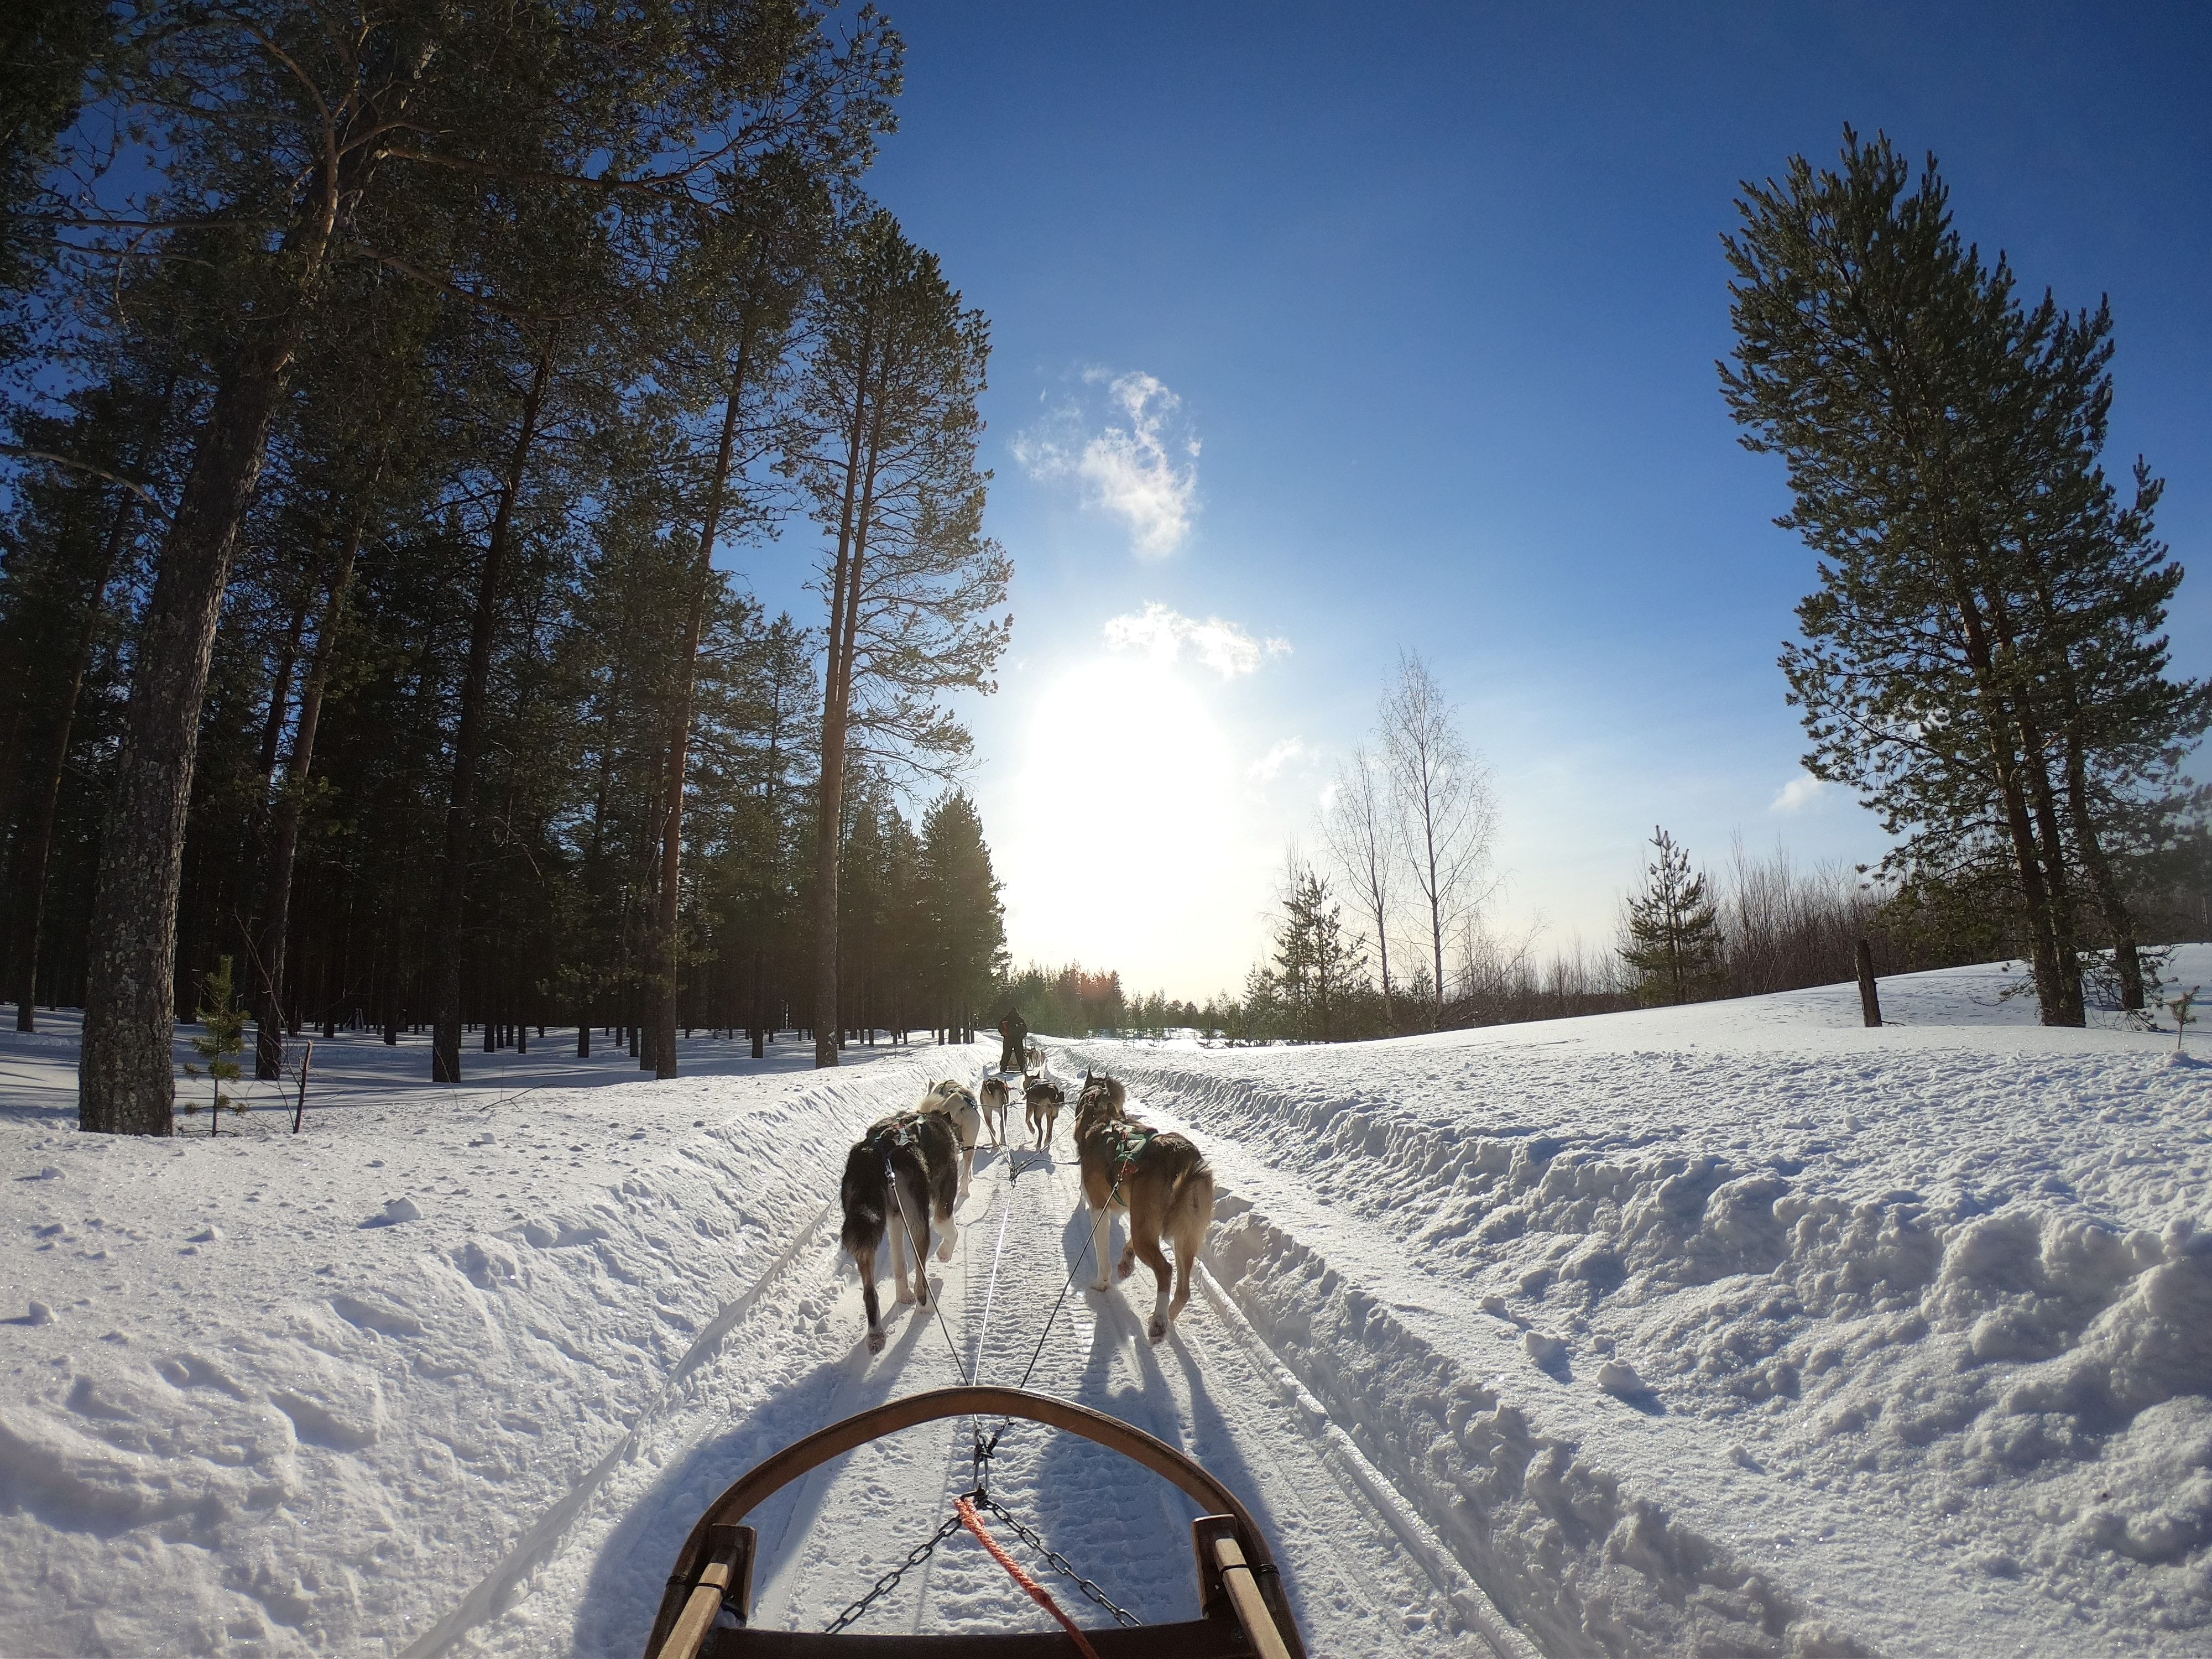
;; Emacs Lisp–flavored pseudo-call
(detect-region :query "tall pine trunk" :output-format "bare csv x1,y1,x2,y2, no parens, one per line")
811,325,884,1070
1947,577,2081,1025
77,53,424,1133
651,332,753,1080
432,341,552,1082
255,498,369,1078
80,342,310,1133
13,490,133,1031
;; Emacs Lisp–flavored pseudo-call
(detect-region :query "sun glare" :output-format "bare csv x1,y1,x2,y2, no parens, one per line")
998,654,1262,995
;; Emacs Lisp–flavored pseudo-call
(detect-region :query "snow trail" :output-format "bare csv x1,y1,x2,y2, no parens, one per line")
450,1088,1505,1657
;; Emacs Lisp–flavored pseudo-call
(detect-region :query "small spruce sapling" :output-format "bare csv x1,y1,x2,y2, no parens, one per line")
183,956,249,1135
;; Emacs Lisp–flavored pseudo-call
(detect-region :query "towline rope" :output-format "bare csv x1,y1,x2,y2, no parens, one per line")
828,1087,1147,1638
955,1495,1105,1659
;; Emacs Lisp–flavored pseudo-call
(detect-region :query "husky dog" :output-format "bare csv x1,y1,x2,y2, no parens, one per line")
1076,1066,1125,1121
1023,1040,1046,1073
839,1110,961,1353
917,1078,984,1200
1072,1079,1213,1343
978,1075,1012,1145
1022,1074,1064,1148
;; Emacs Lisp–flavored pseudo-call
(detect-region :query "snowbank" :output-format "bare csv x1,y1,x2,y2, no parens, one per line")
6,954,2209,1657
0,1026,973,1655
1061,954,2212,1656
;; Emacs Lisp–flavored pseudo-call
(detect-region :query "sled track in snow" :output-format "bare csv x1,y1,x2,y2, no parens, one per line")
410,1068,1535,1658
400,1193,844,1658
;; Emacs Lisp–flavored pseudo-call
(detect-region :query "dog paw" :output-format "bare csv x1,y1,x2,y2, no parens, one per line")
1115,1260,1136,1281
936,1241,955,1262
868,1328,886,1354
895,1286,915,1305
1089,1279,1110,1293
1147,1318,1167,1344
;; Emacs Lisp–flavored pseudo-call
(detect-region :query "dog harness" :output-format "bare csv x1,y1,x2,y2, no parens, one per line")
1102,1123,1156,1165
865,1112,926,1152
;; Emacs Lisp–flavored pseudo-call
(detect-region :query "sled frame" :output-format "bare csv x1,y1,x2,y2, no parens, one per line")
644,1385,1303,1659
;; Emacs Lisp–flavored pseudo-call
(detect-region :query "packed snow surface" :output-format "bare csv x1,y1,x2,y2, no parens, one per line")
1,956,2208,1657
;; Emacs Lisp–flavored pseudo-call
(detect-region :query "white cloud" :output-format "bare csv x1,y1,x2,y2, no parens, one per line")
1248,738,1307,782
1015,370,1200,557
1102,602,1291,679
1770,773,1832,813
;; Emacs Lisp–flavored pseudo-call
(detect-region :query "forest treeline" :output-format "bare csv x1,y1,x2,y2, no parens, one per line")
0,0,1014,1134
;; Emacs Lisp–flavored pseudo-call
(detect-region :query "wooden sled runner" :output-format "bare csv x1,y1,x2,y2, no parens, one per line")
644,1385,1306,1659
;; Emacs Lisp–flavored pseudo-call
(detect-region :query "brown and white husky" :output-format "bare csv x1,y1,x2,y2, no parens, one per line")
978,1074,1013,1145
917,1078,984,1201
838,1110,961,1353
1022,1073,1063,1147
1071,1070,1213,1342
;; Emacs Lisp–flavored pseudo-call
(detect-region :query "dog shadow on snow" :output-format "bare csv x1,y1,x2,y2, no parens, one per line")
999,1203,1318,1635
564,1192,1312,1653
564,1267,950,1657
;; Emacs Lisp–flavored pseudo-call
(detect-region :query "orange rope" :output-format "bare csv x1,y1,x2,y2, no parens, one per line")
953,1495,1104,1659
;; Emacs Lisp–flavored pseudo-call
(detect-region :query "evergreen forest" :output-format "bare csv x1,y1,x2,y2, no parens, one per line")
0,0,1012,1133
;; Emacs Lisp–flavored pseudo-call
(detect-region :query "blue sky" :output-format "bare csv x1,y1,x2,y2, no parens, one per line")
776,1,2212,999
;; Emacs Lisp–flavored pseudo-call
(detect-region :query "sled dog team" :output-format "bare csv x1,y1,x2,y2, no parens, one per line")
838,1059,1214,1354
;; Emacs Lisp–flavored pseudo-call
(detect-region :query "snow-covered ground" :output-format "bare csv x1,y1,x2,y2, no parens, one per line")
2,958,2209,1657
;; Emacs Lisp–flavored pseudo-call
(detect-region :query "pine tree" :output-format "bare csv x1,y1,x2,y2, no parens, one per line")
1719,130,2206,1026
1619,828,1723,1006
917,790,1006,1042
181,955,246,1133
794,213,1011,1067
1272,864,1367,1042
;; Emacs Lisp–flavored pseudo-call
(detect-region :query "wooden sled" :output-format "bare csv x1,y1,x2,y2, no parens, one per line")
644,1385,1305,1659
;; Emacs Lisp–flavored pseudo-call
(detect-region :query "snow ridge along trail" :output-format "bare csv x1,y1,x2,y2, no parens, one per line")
459,1078,1508,1657
1062,958,2212,1659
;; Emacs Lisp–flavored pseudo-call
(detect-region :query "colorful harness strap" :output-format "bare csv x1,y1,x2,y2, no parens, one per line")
1113,1124,1156,1164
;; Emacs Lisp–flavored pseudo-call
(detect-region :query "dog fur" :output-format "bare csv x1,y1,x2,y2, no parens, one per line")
978,1075,1012,1145
1023,1040,1045,1073
1072,1073,1213,1342
916,1078,984,1200
1022,1073,1063,1147
838,1109,961,1353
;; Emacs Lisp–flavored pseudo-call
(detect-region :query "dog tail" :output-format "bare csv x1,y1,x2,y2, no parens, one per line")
1164,1146,1215,1245
838,1142,885,1256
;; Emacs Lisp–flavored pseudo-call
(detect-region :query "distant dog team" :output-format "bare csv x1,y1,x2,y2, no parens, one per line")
836,1050,1212,1350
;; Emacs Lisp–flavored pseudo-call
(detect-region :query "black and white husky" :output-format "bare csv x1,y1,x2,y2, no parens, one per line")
839,1110,961,1354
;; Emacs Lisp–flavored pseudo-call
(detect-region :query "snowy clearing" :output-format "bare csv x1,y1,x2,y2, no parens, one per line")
3,957,2210,1657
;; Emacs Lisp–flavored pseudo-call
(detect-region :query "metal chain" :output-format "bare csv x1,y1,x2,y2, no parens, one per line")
974,1493,1141,1627
825,1120,1140,1637
822,1511,966,1633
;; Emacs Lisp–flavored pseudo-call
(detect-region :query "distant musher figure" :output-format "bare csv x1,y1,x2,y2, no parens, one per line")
997,1008,1029,1074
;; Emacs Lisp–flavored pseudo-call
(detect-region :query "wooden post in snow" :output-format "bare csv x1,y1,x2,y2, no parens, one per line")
1855,940,1882,1028
292,1041,314,1133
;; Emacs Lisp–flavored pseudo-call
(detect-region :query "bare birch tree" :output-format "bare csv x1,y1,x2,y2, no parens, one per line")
1318,744,1396,1028
1379,650,1498,1027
